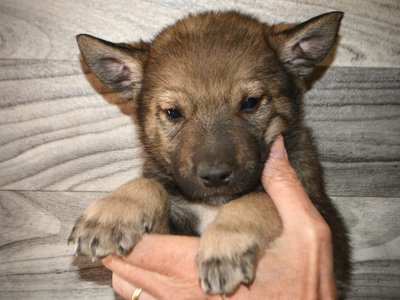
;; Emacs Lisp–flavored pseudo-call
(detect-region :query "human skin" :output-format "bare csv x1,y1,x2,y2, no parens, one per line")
102,135,337,300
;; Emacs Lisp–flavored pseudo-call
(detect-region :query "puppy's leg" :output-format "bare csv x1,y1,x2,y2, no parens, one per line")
68,178,169,259
197,192,282,294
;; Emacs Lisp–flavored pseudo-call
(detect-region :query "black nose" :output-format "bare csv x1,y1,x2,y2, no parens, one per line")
197,162,233,187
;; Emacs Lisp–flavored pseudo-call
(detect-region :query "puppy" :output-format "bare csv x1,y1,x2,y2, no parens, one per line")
69,11,350,296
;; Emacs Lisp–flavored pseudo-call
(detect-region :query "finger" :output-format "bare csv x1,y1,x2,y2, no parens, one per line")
262,135,324,228
103,254,169,298
318,234,337,299
112,273,157,300
124,234,199,276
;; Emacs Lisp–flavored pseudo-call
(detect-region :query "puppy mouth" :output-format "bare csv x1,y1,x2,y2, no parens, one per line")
177,171,261,206
173,148,268,206
189,189,243,206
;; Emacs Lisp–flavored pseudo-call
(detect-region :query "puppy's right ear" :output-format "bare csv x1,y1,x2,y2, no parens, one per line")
76,34,148,100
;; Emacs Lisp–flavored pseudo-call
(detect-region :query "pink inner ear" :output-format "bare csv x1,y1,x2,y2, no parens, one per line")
292,41,306,58
291,35,328,62
299,38,314,53
119,65,133,88
105,58,132,87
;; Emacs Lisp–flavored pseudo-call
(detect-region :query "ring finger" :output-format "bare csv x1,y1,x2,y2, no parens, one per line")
112,273,157,300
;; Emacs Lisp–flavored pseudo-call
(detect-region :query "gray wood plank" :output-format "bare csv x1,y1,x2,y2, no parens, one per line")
0,1,399,299
305,67,400,197
0,191,399,299
334,195,400,298
0,0,399,67
348,260,400,299
1,61,398,196
0,191,113,300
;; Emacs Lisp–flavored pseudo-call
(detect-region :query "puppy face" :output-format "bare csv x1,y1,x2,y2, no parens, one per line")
77,11,343,205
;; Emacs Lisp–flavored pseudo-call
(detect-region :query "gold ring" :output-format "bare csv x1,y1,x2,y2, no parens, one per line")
131,287,142,300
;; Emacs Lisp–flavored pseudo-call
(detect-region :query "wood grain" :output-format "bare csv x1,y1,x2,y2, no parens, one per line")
0,0,399,67
0,191,399,299
1,62,398,196
305,67,400,197
0,1,399,299
0,191,114,300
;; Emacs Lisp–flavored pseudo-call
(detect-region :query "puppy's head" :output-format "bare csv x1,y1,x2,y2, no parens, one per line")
77,11,343,205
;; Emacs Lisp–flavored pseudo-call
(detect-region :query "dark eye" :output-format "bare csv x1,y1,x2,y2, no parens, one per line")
165,108,182,120
240,97,260,112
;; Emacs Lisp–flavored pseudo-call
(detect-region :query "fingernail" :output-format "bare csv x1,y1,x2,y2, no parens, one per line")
269,135,287,158
102,255,112,266
269,149,286,158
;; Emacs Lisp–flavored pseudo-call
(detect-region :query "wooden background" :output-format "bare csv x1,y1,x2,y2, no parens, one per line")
0,0,399,299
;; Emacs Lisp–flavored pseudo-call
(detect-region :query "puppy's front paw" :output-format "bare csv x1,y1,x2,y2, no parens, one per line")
68,178,168,259
68,197,145,258
197,230,259,295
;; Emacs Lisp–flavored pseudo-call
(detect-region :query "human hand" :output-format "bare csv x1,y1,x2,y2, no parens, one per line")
102,135,337,299
225,134,337,299
102,234,217,300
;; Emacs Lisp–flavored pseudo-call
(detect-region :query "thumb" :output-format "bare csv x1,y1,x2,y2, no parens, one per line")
261,135,314,227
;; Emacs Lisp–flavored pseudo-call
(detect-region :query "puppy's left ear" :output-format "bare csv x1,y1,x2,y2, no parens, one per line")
267,11,344,77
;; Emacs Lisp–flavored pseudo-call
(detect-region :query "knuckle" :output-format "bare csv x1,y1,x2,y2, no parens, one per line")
317,221,333,242
303,219,332,245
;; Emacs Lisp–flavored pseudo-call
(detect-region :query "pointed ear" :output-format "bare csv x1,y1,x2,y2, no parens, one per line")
268,11,344,77
76,34,148,100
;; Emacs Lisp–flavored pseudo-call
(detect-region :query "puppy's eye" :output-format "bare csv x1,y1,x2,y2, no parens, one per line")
165,108,182,120
240,97,260,112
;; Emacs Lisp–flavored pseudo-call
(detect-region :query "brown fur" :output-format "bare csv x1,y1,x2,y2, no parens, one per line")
69,11,350,296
